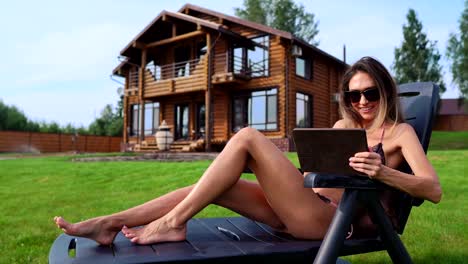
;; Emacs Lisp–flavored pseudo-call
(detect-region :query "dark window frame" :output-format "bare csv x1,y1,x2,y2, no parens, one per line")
130,104,140,136
231,87,278,132
144,102,160,135
231,35,270,78
174,104,190,140
195,103,206,139
295,56,313,80
130,102,160,136
296,92,313,128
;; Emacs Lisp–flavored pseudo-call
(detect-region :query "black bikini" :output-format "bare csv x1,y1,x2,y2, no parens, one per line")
317,128,392,239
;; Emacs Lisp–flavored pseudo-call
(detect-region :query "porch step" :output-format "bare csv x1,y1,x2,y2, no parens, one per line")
170,139,205,152
133,139,205,152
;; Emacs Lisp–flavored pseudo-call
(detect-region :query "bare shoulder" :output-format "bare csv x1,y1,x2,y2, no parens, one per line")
333,119,348,128
390,123,419,145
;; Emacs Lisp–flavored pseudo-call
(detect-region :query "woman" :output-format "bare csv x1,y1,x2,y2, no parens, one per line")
54,56,441,245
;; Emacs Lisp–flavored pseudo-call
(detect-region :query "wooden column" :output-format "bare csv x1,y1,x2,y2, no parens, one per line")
123,73,129,144
139,48,147,142
205,33,212,151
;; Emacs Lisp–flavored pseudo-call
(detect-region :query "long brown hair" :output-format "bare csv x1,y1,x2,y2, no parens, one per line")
338,56,404,130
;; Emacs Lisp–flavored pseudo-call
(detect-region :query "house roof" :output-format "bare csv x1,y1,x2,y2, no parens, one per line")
114,8,263,75
438,98,468,115
119,10,257,58
179,3,345,66
113,3,346,75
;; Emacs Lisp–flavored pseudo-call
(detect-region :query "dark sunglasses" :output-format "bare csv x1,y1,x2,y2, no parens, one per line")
344,87,380,103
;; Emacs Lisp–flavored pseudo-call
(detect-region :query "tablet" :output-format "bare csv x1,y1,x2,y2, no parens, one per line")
292,128,368,176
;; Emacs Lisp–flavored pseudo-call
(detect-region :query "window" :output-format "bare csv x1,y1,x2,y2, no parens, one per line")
232,88,277,131
145,102,160,135
130,102,160,136
296,93,313,127
131,104,140,136
233,35,269,77
174,104,189,140
295,56,313,79
196,104,206,139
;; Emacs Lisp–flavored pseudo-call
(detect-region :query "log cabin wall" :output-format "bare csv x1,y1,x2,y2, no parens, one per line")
212,89,230,141
287,50,342,135
117,5,346,151
212,24,287,139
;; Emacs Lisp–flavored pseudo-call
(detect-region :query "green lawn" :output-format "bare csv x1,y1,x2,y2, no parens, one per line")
0,131,466,263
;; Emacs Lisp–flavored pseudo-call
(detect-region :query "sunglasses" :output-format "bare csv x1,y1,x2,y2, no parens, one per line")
344,87,380,103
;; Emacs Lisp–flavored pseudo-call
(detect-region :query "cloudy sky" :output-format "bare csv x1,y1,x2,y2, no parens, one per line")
0,0,464,127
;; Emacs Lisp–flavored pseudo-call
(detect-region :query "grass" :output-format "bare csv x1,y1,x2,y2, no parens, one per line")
428,131,468,150
0,131,466,263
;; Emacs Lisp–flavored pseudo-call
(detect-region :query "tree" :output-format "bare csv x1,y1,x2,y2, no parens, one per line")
88,104,123,136
234,0,319,45
0,100,30,131
446,0,468,100
392,9,446,94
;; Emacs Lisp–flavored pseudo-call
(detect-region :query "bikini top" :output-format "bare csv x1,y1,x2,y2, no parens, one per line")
369,128,386,165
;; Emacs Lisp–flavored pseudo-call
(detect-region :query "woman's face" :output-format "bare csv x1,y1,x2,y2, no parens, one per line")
348,71,380,124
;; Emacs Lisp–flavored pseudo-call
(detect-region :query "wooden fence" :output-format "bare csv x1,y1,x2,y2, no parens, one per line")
0,131,122,153
434,115,468,131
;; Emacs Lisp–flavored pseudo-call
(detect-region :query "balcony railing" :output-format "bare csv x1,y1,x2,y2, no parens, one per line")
211,52,269,84
145,58,205,81
143,56,208,97
213,52,268,80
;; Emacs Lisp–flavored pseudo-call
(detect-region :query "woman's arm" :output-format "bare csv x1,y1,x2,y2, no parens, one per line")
349,124,442,203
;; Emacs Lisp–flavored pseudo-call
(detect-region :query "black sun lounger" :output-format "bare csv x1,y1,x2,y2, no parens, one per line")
49,82,439,264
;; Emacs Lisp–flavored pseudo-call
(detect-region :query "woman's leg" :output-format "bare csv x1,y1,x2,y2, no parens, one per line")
122,128,336,244
55,179,283,245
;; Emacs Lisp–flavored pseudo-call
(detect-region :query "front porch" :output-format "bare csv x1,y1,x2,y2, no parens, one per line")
134,139,205,153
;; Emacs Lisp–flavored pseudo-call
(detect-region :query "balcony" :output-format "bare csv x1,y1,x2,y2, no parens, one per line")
123,50,269,96
125,56,208,98
211,52,268,84
144,56,208,97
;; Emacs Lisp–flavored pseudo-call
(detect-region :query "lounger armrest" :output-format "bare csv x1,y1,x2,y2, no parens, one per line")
303,172,382,189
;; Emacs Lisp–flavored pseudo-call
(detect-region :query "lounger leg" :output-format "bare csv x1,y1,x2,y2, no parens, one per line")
366,194,413,264
314,189,359,264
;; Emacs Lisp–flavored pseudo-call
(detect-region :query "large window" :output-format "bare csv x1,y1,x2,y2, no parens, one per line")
233,35,269,77
295,56,313,80
131,104,140,136
296,93,312,127
232,88,277,131
145,102,160,135
130,102,160,136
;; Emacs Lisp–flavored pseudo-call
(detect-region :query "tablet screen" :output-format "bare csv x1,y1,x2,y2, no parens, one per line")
292,128,368,176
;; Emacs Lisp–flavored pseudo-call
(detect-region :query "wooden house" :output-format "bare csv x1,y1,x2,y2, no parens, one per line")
113,3,347,152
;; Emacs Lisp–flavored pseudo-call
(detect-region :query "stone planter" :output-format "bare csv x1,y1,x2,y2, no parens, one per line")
155,120,173,151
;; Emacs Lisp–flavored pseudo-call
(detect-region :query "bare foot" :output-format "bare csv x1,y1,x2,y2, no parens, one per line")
121,217,186,245
54,216,120,245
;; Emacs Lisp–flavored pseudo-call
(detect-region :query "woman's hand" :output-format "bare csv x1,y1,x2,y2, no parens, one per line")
349,152,383,179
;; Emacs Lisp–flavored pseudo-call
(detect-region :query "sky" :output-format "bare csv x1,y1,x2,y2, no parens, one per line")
0,0,464,127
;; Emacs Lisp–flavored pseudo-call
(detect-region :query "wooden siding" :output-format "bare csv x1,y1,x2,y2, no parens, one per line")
144,56,208,98
0,131,121,153
288,51,341,133
219,36,286,139
213,39,228,75
212,90,230,141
